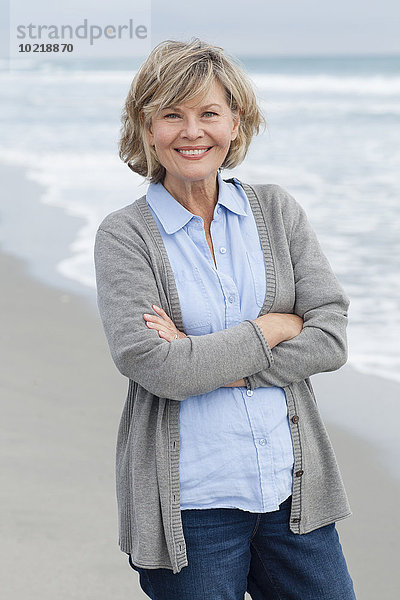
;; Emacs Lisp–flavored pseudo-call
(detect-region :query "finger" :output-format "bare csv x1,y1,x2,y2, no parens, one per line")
145,320,169,332
158,329,174,342
143,313,166,323
152,304,173,323
145,322,177,340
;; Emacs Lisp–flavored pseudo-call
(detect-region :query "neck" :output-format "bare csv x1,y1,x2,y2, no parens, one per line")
162,172,219,224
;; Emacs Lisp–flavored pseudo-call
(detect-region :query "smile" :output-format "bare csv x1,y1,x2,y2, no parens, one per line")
175,147,212,156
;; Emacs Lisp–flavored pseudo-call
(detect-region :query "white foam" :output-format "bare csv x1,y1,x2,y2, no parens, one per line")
2,67,136,85
350,364,400,385
0,148,146,292
252,73,400,96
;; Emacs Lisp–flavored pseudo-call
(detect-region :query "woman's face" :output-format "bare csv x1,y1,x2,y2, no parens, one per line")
146,78,240,187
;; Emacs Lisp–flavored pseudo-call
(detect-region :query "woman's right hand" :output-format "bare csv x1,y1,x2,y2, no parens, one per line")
253,313,304,350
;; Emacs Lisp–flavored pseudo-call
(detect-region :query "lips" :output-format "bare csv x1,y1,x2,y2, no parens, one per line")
175,146,213,156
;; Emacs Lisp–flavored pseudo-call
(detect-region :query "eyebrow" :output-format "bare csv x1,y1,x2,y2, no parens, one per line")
162,103,222,111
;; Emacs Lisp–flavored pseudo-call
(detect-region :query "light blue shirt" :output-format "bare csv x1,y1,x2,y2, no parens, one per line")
146,172,294,512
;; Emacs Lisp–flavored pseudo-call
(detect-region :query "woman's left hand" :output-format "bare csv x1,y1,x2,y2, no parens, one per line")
143,305,187,342
144,306,245,386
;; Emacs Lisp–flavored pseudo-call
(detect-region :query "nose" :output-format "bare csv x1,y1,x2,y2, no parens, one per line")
181,115,204,140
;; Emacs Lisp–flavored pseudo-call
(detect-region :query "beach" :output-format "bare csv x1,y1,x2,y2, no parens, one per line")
1,41,399,600
1,239,399,600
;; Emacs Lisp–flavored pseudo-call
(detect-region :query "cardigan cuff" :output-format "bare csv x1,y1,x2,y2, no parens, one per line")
243,320,274,391
244,320,274,365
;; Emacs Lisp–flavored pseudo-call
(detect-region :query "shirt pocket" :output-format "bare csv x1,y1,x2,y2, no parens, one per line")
173,265,212,335
246,250,266,308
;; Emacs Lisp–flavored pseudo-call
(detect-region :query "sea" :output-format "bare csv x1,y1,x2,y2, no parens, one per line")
0,54,399,384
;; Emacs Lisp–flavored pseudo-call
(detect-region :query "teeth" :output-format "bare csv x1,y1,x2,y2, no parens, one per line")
177,148,210,155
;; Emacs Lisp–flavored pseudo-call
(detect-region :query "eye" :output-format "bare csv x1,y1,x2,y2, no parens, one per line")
164,113,181,119
203,111,218,117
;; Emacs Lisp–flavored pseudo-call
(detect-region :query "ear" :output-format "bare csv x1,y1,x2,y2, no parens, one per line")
231,109,241,141
142,112,155,146
147,125,155,147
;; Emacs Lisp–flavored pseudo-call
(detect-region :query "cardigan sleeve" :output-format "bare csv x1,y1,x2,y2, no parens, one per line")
94,226,273,402
245,193,350,390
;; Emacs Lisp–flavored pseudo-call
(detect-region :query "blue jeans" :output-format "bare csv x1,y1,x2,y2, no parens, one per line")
129,496,356,599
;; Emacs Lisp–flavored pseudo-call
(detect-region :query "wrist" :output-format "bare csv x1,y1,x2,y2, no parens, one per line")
252,316,282,349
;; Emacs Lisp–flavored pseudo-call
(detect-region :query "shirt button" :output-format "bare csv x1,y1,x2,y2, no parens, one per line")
291,415,300,424
217,206,222,214
228,296,234,303
246,390,254,397
259,438,267,446
295,470,304,477
220,247,227,254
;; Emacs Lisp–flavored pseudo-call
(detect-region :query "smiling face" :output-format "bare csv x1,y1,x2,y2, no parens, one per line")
145,78,240,189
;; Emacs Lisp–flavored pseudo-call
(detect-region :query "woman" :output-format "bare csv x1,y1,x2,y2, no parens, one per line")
94,38,356,599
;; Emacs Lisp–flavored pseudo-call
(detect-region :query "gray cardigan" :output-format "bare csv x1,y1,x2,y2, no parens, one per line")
93,179,352,574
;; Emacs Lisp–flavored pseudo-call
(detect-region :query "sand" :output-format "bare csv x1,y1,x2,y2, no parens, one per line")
1,210,399,599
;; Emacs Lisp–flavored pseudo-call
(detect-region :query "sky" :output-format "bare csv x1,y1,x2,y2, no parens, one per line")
1,0,400,59
150,0,400,56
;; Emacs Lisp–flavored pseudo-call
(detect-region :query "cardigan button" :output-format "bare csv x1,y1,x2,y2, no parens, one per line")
291,415,299,424
291,517,301,523
295,470,304,477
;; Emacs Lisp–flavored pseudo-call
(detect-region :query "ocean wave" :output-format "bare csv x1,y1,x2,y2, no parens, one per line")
252,73,400,96
2,67,400,96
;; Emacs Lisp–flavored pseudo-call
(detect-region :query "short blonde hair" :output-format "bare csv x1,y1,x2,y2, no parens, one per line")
119,38,266,183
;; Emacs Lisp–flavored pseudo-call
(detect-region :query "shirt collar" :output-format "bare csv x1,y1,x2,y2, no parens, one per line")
146,171,249,234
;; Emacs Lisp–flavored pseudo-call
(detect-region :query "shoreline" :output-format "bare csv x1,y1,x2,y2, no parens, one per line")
0,161,97,311
1,244,400,599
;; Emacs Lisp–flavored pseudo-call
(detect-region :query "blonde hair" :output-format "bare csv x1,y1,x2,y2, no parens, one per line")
119,38,266,183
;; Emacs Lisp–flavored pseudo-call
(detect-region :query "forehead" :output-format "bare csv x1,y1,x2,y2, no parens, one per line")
158,78,228,111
